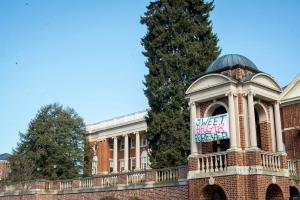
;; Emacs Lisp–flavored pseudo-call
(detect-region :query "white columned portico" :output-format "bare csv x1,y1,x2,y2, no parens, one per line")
124,134,129,172
135,132,141,171
113,137,118,173
274,101,284,152
247,91,258,148
228,92,238,149
190,102,198,155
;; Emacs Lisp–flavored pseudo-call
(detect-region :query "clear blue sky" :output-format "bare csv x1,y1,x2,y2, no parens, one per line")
0,0,299,154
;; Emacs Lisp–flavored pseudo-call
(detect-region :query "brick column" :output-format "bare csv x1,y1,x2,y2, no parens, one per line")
248,91,258,148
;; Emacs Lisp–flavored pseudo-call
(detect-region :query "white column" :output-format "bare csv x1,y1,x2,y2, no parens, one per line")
113,137,118,173
135,132,141,171
274,101,284,152
248,91,257,148
269,105,277,152
124,134,129,172
190,102,198,155
196,105,202,154
228,92,237,149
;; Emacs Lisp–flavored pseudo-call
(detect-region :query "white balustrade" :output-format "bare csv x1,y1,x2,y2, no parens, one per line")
288,160,298,176
59,180,73,190
261,152,281,171
196,152,227,173
127,172,146,184
80,177,94,188
155,168,179,182
102,175,118,187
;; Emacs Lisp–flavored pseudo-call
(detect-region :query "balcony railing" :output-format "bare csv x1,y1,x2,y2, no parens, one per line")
0,166,187,194
155,167,179,183
261,151,281,172
127,172,146,184
196,152,228,173
288,160,298,176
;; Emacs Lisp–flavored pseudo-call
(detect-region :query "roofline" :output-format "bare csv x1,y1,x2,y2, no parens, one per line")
192,64,262,82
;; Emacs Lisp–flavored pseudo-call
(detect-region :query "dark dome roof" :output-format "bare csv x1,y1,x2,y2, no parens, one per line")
206,54,258,73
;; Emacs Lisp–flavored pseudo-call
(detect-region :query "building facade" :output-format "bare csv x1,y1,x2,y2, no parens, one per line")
86,111,150,175
85,54,300,199
0,154,10,181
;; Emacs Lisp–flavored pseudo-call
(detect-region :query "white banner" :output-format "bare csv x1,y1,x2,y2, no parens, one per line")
194,113,229,142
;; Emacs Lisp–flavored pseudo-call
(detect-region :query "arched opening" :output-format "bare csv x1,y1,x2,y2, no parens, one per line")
254,103,272,151
203,185,227,200
266,184,283,200
290,186,300,200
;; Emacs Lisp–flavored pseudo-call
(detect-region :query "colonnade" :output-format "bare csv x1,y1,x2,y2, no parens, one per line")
190,90,284,154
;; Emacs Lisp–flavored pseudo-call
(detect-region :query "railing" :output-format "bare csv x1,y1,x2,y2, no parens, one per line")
197,152,227,173
288,160,298,176
102,175,118,187
127,172,146,184
155,167,179,182
59,180,73,190
261,152,281,171
0,166,187,193
80,177,94,188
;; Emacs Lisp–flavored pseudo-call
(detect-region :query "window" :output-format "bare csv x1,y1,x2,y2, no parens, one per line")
130,137,135,149
109,140,113,150
120,160,125,172
120,139,124,150
131,158,136,171
141,136,148,147
141,150,148,170
109,159,114,173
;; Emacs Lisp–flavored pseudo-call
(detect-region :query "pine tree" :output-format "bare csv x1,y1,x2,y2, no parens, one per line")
9,103,86,181
83,138,93,177
141,0,220,168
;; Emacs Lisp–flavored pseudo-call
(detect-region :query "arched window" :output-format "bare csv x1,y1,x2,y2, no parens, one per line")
210,105,230,153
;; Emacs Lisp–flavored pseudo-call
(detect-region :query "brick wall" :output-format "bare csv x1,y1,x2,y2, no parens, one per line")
281,103,300,160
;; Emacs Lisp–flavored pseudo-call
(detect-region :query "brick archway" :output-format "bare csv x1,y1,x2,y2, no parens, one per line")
265,184,283,200
202,184,227,200
254,102,272,151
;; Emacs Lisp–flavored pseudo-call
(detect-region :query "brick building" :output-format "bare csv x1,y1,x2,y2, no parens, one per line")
1,54,300,200
0,153,10,181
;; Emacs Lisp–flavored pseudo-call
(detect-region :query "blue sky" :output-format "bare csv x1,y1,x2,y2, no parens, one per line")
0,0,299,154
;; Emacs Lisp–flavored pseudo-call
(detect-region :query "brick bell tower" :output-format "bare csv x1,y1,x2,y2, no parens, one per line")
186,54,290,200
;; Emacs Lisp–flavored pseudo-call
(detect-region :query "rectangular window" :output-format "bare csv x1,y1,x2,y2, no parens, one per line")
131,158,136,171
141,136,148,147
120,160,125,172
130,137,135,149
109,141,113,150
109,159,114,173
120,139,124,150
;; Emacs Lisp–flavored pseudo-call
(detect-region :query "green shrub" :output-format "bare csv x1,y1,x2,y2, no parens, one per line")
128,197,143,200
100,196,119,200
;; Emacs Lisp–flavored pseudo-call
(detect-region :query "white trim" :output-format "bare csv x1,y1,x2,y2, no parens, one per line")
188,165,289,180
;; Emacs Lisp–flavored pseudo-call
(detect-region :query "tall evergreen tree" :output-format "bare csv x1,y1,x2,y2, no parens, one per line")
83,138,93,177
141,0,220,168
9,103,86,181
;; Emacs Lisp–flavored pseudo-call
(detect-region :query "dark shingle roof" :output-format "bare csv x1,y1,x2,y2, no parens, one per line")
206,54,259,73
0,153,11,161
